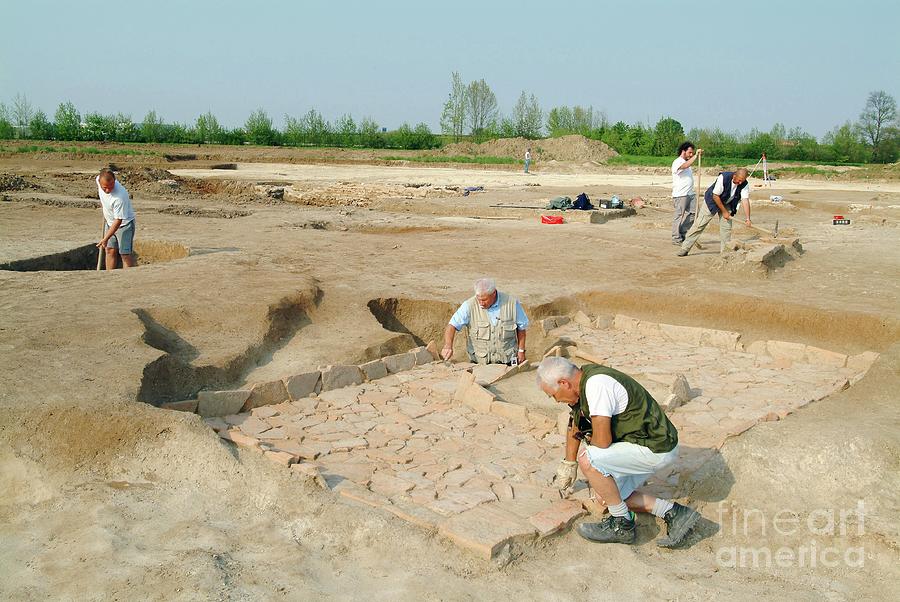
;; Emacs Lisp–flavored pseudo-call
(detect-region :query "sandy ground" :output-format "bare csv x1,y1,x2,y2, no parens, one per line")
170,162,900,193
1,146,898,600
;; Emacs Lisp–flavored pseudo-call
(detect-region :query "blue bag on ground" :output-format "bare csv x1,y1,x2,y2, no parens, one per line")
573,192,594,210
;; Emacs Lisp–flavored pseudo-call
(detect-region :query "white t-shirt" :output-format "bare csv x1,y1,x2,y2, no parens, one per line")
525,151,531,160
96,177,135,226
712,174,750,202
585,374,629,418
671,156,694,197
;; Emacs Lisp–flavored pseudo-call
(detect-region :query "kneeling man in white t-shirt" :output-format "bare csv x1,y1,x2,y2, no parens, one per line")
537,356,703,547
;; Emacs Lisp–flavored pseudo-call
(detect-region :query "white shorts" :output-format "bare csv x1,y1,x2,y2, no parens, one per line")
580,442,679,500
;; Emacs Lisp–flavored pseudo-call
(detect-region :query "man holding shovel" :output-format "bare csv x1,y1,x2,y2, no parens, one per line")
677,167,751,256
671,142,702,245
96,168,137,270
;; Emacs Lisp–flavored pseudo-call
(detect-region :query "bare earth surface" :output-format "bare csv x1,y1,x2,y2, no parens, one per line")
0,143,898,601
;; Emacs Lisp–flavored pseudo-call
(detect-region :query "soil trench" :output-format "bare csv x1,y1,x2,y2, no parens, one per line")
0,240,189,271
136,291,318,404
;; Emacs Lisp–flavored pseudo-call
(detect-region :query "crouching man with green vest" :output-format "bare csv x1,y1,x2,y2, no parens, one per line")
537,357,702,547
441,278,529,365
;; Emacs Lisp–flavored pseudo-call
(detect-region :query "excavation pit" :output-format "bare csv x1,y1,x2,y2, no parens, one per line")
367,297,455,347
167,313,878,561
0,240,190,272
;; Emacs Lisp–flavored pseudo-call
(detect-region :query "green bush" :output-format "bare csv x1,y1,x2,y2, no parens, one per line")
386,122,438,150
0,117,15,140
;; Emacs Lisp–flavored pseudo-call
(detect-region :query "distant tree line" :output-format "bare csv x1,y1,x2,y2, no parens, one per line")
0,98,440,150
541,91,898,163
0,88,896,163
437,71,897,163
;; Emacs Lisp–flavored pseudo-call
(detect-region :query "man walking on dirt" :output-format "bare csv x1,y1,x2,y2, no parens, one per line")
677,167,751,256
524,148,532,174
441,278,528,365
671,142,702,245
538,356,702,547
96,168,137,270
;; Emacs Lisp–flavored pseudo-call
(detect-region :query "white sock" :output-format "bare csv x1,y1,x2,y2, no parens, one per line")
608,501,630,518
652,499,675,518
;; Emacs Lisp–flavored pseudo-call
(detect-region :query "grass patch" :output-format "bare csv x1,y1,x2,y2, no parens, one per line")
384,154,518,165
768,166,835,177
0,145,156,156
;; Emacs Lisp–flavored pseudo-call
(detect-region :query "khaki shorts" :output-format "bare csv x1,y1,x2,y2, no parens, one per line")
105,219,135,254
581,441,679,499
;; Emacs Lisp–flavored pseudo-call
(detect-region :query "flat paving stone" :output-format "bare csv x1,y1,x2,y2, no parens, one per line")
439,505,538,560
369,472,415,497
528,500,587,538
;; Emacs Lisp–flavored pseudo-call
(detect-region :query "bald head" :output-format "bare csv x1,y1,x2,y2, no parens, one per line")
98,168,116,193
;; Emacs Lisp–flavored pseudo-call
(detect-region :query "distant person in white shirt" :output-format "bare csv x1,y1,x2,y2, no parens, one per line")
670,142,702,245
96,168,137,269
677,168,751,256
524,148,532,173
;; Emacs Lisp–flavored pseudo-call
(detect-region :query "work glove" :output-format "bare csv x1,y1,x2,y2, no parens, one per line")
554,459,578,489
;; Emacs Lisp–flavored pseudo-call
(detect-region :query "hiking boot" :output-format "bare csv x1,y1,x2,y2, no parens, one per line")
672,239,684,246
577,513,636,544
676,248,689,257
657,503,701,548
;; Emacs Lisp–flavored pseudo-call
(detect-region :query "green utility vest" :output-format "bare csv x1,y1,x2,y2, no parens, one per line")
571,364,678,453
465,292,519,364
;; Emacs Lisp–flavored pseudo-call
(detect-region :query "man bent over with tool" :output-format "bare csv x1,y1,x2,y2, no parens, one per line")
537,356,702,546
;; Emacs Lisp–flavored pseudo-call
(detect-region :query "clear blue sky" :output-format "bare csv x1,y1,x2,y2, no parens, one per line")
2,0,898,137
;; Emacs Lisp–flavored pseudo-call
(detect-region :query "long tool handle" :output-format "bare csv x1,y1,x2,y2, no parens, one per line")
736,221,775,237
96,219,104,270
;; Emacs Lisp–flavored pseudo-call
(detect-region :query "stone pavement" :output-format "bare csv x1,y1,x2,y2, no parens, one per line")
207,361,584,559
184,314,877,560
554,314,877,499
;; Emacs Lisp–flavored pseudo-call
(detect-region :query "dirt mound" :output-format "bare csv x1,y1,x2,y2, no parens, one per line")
5,196,99,209
708,239,804,277
117,167,178,187
0,173,38,192
439,135,618,164
156,205,252,219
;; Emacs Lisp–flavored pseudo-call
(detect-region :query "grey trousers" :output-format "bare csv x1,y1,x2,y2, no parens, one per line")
681,200,733,253
672,194,695,242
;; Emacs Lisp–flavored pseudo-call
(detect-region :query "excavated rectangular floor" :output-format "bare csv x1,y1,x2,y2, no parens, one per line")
207,315,876,560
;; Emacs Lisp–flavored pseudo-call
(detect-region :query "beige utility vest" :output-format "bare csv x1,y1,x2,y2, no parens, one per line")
465,292,519,364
